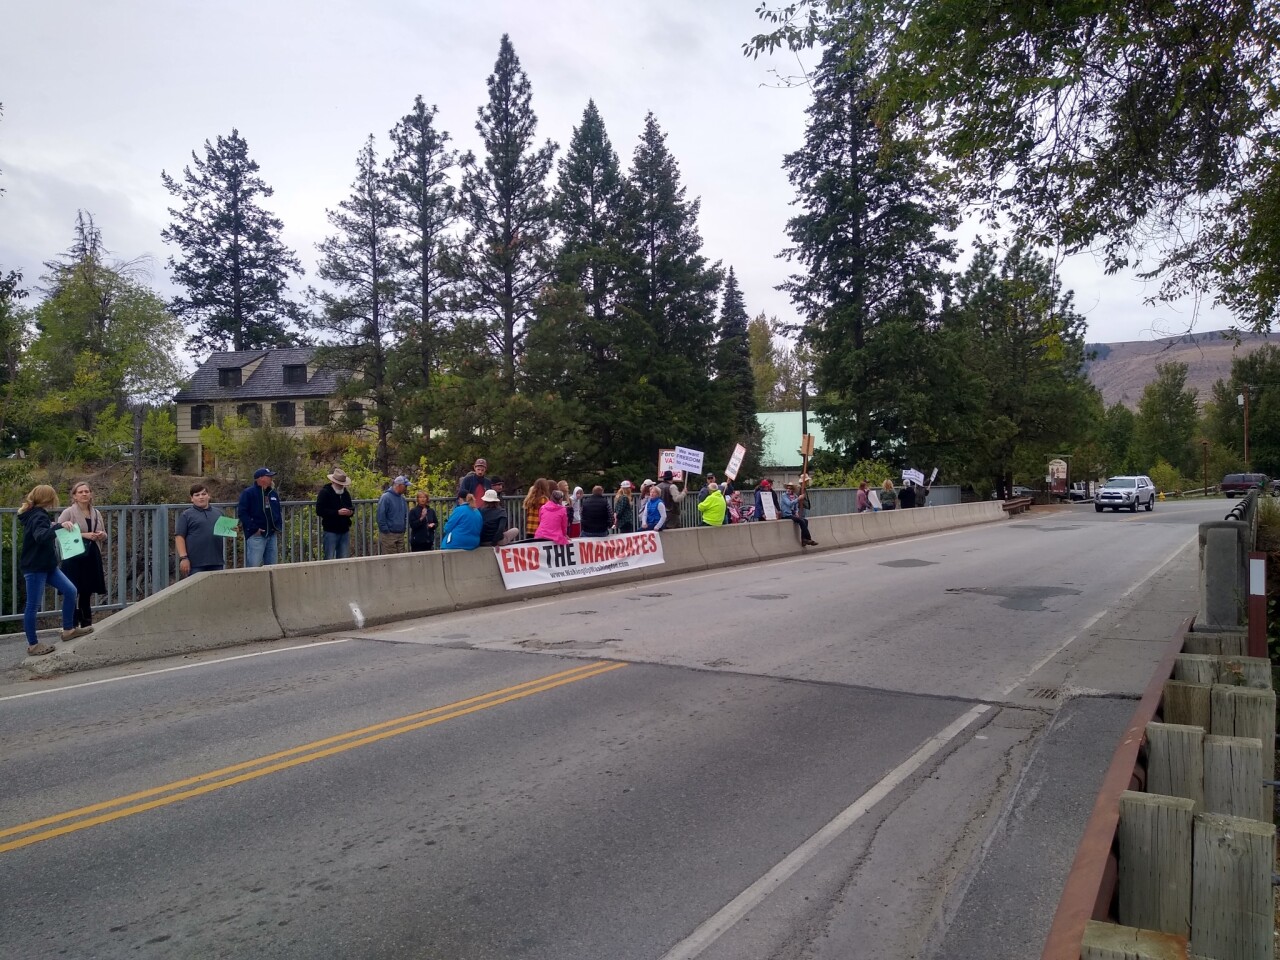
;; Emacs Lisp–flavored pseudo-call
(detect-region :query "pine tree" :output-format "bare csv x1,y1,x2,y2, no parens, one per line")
161,129,302,352
715,268,762,468
384,96,457,452
621,112,726,463
309,137,399,472
783,15,956,463
456,35,557,398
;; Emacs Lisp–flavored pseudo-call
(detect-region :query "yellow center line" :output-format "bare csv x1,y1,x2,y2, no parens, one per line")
1,661,626,854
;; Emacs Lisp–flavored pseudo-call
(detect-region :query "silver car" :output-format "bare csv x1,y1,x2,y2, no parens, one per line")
1095,475,1155,512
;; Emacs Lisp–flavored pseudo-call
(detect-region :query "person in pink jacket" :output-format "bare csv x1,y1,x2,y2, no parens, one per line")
534,489,571,544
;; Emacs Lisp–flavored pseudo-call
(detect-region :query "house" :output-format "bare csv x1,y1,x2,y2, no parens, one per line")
174,347,362,474
756,411,829,485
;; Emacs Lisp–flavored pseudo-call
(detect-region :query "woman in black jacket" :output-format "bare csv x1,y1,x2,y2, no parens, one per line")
19,484,89,656
408,491,438,551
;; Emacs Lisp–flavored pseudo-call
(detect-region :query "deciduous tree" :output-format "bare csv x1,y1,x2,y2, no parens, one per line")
1132,362,1199,475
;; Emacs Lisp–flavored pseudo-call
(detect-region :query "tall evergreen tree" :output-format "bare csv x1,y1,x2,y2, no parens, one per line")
309,137,399,472
456,35,557,398
384,96,457,452
161,129,302,352
715,268,762,466
1132,361,1199,475
783,15,956,463
621,112,726,462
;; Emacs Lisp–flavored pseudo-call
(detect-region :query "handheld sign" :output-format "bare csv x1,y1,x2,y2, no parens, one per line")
657,449,684,483
902,468,925,486
725,444,746,481
868,490,882,511
214,515,240,538
760,493,778,521
673,446,704,475
56,526,85,560
928,467,939,486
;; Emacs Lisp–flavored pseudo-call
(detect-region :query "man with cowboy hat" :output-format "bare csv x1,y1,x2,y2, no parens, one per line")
315,467,356,560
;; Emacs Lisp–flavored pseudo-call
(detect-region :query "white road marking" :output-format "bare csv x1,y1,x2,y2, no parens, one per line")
658,704,992,960
0,638,352,702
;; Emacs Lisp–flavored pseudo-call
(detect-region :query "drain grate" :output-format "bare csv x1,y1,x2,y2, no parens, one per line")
1028,687,1060,700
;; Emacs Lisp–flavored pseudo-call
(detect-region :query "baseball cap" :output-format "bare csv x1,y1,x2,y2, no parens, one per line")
474,458,488,467
393,475,410,486
481,488,501,502
620,480,633,489
253,467,276,479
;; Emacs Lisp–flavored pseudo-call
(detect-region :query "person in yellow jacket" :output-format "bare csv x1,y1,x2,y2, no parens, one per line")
696,481,727,526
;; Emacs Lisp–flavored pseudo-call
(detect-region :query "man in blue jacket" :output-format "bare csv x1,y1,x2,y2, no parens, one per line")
238,467,283,567
377,475,410,555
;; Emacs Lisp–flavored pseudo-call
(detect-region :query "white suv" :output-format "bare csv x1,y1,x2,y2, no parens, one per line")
1095,475,1155,512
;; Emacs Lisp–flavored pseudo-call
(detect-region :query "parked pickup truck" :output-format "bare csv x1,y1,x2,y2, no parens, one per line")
1220,473,1270,497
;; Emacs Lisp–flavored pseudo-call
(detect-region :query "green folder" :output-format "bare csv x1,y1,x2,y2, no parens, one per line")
56,526,85,560
214,516,240,538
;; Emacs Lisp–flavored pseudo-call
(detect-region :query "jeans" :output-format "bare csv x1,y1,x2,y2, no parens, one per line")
322,531,351,560
23,568,77,645
244,532,278,567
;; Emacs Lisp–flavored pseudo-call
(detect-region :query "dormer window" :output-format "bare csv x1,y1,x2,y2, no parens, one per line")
218,367,242,388
283,364,308,385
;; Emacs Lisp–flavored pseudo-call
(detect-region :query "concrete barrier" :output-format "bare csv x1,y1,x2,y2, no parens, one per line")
804,515,839,546
443,546,562,608
644,527,707,579
826,513,871,547
747,519,805,560
28,568,285,675
271,552,455,636
696,523,759,566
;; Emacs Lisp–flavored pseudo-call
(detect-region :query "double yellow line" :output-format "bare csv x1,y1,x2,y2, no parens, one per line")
0,660,626,855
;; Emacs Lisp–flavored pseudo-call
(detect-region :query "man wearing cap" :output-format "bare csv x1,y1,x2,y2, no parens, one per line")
315,467,356,560
376,475,410,555
696,472,735,525
457,458,492,500
478,488,518,547
237,467,283,567
657,470,686,526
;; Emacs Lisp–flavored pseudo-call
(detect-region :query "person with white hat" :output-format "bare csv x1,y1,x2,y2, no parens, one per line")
613,480,636,533
315,467,355,560
478,487,518,546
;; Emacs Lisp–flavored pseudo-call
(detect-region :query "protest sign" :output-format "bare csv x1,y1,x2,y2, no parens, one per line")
673,446,704,474
725,444,746,481
56,526,84,560
214,516,240,538
760,494,778,521
868,490,881,511
902,468,925,486
495,532,665,590
657,449,684,483
928,467,939,485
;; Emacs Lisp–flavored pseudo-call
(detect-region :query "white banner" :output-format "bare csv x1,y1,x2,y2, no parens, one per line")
496,532,665,590
673,445,704,474
725,444,746,480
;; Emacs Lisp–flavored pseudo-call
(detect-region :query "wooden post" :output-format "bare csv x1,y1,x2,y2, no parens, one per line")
1182,631,1246,656
1144,723,1204,808
1081,920,1188,959
1173,654,1218,684
1202,736,1267,821
1117,791,1193,935
1161,680,1211,729
1210,685,1277,816
1190,812,1275,960
1216,655,1274,689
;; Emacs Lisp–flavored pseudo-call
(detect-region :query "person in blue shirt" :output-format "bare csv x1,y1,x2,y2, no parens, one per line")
441,495,483,551
237,467,283,567
376,476,410,554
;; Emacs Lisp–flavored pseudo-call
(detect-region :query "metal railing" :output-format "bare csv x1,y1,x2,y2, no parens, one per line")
1,485,963,626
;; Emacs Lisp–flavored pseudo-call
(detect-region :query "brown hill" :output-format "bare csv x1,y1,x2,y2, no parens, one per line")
1085,331,1273,410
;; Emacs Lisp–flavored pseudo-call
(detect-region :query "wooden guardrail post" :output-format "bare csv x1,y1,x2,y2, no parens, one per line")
1202,736,1267,821
1210,684,1276,816
1080,919,1187,959
1117,791,1193,935
1190,813,1276,960
1172,653,1217,684
1161,680,1211,729
1144,723,1203,808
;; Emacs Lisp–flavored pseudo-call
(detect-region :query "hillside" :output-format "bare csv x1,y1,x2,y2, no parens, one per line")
1084,330,1272,409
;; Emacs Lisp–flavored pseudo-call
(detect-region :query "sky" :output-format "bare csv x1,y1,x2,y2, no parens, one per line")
0,0,1231,365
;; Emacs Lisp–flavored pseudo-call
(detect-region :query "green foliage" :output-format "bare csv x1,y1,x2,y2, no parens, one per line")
1204,344,1280,476
1147,459,1182,496
1132,362,1198,474
812,458,892,488
716,268,762,475
141,408,182,470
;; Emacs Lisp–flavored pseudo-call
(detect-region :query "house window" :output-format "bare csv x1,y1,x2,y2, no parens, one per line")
283,364,308,385
218,367,241,388
304,400,330,427
273,401,296,427
237,403,262,428
345,403,365,426
190,404,213,430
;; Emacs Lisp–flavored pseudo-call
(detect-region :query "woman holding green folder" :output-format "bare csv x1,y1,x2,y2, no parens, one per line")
18,484,89,656
59,481,107,632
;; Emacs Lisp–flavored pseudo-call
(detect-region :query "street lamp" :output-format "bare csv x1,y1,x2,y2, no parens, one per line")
1237,388,1251,470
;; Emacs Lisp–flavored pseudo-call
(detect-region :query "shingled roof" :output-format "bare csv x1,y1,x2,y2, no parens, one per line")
174,347,347,403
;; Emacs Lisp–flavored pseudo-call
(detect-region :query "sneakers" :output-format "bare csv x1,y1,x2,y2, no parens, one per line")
27,643,55,656
60,626,93,642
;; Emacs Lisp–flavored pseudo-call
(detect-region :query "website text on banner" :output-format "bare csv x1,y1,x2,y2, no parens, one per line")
657,449,684,483
725,444,746,481
495,532,666,590
673,446,704,475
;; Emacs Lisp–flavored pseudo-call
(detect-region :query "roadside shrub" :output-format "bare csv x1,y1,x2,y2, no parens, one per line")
1148,459,1181,495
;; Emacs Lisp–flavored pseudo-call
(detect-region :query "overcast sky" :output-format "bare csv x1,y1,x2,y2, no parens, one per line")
0,0,1229,363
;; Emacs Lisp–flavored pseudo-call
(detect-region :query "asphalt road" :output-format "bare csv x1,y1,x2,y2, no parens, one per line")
0,499,1225,959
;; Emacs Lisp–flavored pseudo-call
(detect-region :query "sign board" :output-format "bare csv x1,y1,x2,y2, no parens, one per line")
928,467,939,486
495,532,665,590
214,515,240,538
725,444,746,481
868,490,882,511
759,493,778,521
902,468,925,486
657,449,684,483
673,446,704,474
799,434,815,457
56,526,85,560
1048,459,1068,480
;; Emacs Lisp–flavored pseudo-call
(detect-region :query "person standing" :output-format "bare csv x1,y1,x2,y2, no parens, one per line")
579,485,614,537
697,481,727,526
569,486,584,538
456,458,492,500
18,484,87,656
58,481,107,631
613,481,635,533
409,491,439,551
657,471,685,527
898,481,917,510
780,481,818,546
237,467,283,567
315,468,355,560
535,489,571,544
856,481,871,513
523,479,551,540
377,475,410,554
641,484,668,532
175,483,225,577
880,479,898,511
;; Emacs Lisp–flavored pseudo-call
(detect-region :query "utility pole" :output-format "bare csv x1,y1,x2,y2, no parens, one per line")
1201,439,1209,498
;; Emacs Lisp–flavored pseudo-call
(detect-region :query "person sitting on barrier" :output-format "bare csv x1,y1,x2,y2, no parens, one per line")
18,484,87,656
176,483,226,578
641,483,668,532
478,489,519,546
727,489,753,523
697,481,727,526
781,481,818,546
409,490,438,551
613,481,635,533
441,493,482,551
523,478,551,540
880,478,898,511
535,489,571,544
579,485,614,537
